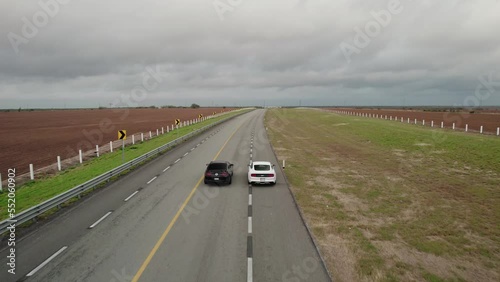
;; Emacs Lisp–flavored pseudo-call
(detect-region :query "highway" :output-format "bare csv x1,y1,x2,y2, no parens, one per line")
0,109,331,282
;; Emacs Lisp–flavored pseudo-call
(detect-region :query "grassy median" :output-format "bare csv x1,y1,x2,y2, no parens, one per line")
0,110,250,221
266,108,499,282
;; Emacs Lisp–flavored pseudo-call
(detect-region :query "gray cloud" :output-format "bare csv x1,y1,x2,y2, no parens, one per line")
1,0,499,108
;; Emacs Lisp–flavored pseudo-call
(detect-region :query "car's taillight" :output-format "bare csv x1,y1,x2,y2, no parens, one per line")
251,174,257,177
205,172,211,176
268,174,275,177
221,172,229,177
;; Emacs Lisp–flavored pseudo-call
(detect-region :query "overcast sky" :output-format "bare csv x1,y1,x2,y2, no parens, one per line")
1,0,500,108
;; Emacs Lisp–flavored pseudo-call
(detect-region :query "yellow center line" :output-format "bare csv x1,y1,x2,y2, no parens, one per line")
132,121,245,282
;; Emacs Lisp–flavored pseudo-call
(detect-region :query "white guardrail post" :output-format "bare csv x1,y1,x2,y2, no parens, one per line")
30,164,34,180
0,109,251,233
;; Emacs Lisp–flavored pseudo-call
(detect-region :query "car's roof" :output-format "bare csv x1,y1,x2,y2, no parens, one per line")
252,161,272,165
209,161,229,164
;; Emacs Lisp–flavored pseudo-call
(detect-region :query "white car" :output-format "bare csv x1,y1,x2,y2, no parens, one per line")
248,161,276,185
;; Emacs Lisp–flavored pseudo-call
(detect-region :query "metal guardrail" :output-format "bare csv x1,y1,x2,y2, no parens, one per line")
0,110,250,233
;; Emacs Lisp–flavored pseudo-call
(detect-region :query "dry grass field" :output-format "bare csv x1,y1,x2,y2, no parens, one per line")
266,108,499,282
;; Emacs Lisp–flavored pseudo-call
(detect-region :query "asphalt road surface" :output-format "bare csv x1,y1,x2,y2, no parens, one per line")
0,109,331,282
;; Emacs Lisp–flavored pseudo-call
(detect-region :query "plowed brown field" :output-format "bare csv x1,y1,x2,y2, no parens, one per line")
0,108,234,175
329,108,500,134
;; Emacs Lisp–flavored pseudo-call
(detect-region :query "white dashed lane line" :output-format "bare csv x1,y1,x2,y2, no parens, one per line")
174,158,181,164
248,194,252,205
183,152,189,157
124,191,139,202
247,258,253,282
26,246,68,277
89,211,113,229
163,166,171,172
248,217,252,234
147,176,158,184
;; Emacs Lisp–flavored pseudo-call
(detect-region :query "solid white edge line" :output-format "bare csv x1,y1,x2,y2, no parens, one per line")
248,217,252,234
147,176,157,184
163,166,171,172
249,194,252,206
26,246,68,277
89,211,113,229
174,158,181,163
247,257,253,282
124,191,139,202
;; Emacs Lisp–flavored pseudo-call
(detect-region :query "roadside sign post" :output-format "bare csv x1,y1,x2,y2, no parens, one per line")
175,119,181,130
118,130,127,162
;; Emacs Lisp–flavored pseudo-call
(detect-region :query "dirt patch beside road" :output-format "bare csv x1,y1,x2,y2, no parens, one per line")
0,108,234,176
330,108,500,134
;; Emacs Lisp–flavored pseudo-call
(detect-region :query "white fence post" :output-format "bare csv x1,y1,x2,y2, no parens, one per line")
390,116,392,120
30,164,34,180
453,123,455,130
79,150,83,163
149,131,152,139
96,145,99,157
162,127,164,134
497,127,499,136
480,126,483,134
414,118,417,124
132,135,135,145
407,118,410,123
167,127,170,133
423,120,425,126
441,121,444,128
110,141,113,152
465,124,468,132
57,156,61,171
157,129,159,136
431,121,434,127
401,117,403,122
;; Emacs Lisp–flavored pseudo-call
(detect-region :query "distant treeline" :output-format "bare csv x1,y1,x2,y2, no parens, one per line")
0,105,233,112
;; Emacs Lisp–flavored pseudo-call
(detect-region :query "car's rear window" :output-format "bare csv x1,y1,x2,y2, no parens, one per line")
208,163,226,170
254,164,270,171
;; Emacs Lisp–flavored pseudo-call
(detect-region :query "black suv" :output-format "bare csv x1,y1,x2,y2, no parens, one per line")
204,161,234,185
